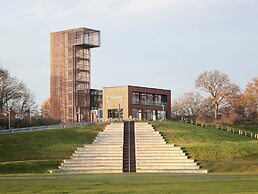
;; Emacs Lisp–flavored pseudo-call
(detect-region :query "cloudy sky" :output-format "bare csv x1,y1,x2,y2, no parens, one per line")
0,0,257,105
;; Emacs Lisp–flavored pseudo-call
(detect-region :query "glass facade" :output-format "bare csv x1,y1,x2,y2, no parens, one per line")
130,91,169,121
132,92,167,107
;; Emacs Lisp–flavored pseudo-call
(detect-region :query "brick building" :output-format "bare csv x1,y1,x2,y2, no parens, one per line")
103,85,171,121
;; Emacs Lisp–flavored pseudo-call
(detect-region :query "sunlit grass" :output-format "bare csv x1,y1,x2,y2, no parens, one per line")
151,121,258,173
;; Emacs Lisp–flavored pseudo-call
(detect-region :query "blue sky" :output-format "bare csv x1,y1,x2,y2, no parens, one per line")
0,0,257,106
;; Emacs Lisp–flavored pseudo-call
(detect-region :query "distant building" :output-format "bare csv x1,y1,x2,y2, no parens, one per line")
103,85,171,121
50,27,100,122
90,89,103,122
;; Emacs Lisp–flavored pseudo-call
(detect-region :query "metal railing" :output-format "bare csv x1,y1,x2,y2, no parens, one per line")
181,117,258,140
0,122,94,135
132,100,167,107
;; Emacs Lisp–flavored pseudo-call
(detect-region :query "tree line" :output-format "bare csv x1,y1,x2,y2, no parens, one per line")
0,67,59,129
172,70,257,124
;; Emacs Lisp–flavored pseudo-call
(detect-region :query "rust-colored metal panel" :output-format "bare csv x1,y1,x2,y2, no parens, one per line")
50,28,100,122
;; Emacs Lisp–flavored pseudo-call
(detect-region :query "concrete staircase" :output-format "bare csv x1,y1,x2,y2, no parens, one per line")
49,123,124,174
135,122,208,173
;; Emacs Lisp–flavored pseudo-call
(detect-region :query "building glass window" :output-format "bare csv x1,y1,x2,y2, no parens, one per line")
161,95,167,102
147,94,153,102
154,94,161,102
108,109,123,119
141,93,147,101
147,110,153,120
132,109,139,119
132,92,140,101
132,92,139,105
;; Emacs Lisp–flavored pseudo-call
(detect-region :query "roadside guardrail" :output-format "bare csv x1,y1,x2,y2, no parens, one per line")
0,122,94,134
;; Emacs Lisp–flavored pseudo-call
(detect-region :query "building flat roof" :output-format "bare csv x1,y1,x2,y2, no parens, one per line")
51,27,100,34
103,85,171,92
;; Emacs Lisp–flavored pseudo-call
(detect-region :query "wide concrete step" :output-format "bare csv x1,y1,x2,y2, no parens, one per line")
93,141,123,144
92,141,123,143
101,128,123,130
135,133,159,135
59,166,122,170
136,159,195,163
136,141,165,143
135,136,163,139
135,139,165,142
94,137,123,139
61,163,122,167
135,137,163,139
78,147,123,151
135,144,175,148
136,169,208,173
134,133,162,136
77,149,123,152
71,156,122,160
94,138,123,141
136,156,188,159
135,142,166,144
136,163,197,167
135,130,158,132
101,130,123,132
98,133,123,135
63,157,121,163
136,166,200,170
97,131,123,133
92,142,123,144
135,136,162,139
93,140,123,142
135,141,166,144
50,169,123,174
84,144,123,147
136,140,165,142
136,147,181,151
63,160,122,164
95,136,123,139
99,130,123,132
136,150,183,154
86,142,123,147
93,139,123,141
75,148,122,152
75,151,123,154
73,151,123,156
136,155,186,158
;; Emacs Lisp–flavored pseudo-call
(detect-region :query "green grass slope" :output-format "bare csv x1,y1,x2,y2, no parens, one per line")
151,121,258,173
228,124,258,134
0,124,105,174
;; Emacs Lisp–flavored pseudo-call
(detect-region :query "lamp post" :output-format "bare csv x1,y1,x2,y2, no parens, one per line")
118,103,121,121
6,111,11,129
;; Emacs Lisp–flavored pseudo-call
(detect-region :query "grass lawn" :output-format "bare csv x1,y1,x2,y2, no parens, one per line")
228,124,258,134
0,173,258,193
1,121,258,174
0,124,105,174
151,121,258,173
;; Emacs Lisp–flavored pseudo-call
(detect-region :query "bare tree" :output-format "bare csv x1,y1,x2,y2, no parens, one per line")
240,77,258,120
40,98,51,118
195,70,240,120
172,91,203,118
0,67,36,114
